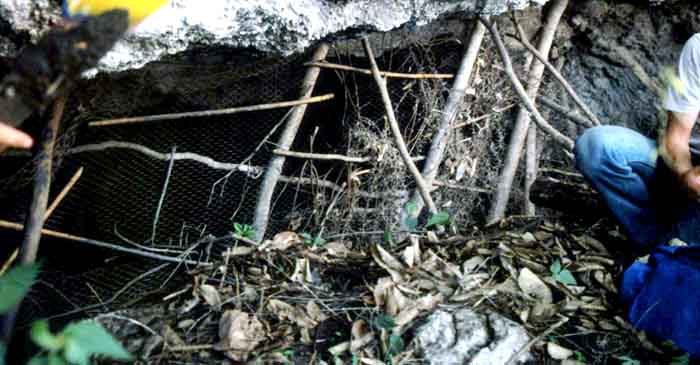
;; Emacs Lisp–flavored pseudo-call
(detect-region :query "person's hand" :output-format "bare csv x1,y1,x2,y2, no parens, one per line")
0,121,33,152
680,166,700,200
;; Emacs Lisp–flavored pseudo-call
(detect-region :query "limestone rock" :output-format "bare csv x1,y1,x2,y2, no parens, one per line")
0,0,549,73
417,308,532,365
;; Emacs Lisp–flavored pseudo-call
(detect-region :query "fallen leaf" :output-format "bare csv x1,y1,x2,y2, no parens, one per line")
306,301,328,323
223,246,256,257
290,258,313,284
518,267,553,304
259,231,301,251
351,320,375,353
402,239,421,268
547,342,574,360
198,284,222,310
267,299,316,328
325,241,351,257
215,310,265,361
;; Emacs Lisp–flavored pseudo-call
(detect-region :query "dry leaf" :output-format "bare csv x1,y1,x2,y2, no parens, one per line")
402,239,421,268
306,300,329,323
360,358,386,365
325,241,351,257
215,310,265,361
223,246,256,257
162,325,185,347
259,231,301,251
373,277,394,309
372,245,406,282
268,299,316,328
385,286,409,316
198,284,222,310
547,342,573,360
518,267,553,304
290,258,313,284
350,319,375,353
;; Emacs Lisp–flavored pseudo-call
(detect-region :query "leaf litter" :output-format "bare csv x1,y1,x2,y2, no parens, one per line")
93,216,668,364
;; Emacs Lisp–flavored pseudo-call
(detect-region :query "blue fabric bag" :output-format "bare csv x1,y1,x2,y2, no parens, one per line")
621,245,700,356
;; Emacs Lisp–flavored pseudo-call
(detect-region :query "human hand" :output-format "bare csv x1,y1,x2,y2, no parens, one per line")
680,166,700,200
0,121,33,153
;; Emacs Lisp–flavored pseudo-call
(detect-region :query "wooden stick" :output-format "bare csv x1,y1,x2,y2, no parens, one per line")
2,96,65,343
45,167,83,219
510,24,601,126
252,43,330,241
304,61,454,79
89,93,335,127
2,166,84,275
451,103,517,129
481,12,573,225
361,37,438,214
537,95,594,128
0,220,210,267
273,149,371,163
410,18,486,217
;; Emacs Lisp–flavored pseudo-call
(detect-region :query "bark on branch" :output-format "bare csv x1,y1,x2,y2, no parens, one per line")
361,37,438,215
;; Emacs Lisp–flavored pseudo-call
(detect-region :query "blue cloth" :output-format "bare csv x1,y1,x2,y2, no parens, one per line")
575,125,700,355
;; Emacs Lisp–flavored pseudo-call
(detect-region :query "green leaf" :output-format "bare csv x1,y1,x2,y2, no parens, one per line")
31,321,64,351
0,342,5,365
549,260,562,275
0,263,39,313
671,353,690,365
62,321,132,365
404,202,418,215
383,230,394,246
555,269,577,286
27,356,48,365
405,217,418,232
373,314,396,331
425,211,450,229
48,354,67,365
351,354,360,365
574,351,586,362
388,334,405,355
616,355,641,365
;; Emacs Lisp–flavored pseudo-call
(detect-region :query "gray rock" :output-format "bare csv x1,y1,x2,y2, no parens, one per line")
0,0,548,73
417,308,532,365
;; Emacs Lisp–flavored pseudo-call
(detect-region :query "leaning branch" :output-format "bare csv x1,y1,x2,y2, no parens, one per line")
510,23,601,126
411,18,486,215
480,17,573,150
537,96,594,128
89,93,335,127
273,149,371,163
304,61,454,79
362,37,438,214
252,43,331,241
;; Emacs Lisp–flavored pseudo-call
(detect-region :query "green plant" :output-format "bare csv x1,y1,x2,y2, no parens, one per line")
403,202,418,231
300,232,326,247
671,353,690,365
29,320,132,365
550,259,577,285
425,211,450,229
233,223,255,240
372,313,396,331
616,355,640,365
574,350,587,363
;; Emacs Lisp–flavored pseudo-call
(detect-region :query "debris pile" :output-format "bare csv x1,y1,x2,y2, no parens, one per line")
95,217,670,364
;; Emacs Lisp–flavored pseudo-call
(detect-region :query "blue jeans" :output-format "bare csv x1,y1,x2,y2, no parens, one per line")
575,125,700,249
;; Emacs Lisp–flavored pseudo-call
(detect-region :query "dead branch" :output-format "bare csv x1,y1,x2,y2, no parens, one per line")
2,95,65,342
45,167,83,218
362,37,438,214
410,18,486,216
510,23,601,126
0,220,211,267
481,10,573,225
88,93,335,127
538,95,595,128
451,103,517,129
304,61,454,79
252,43,330,241
68,141,264,175
273,149,371,163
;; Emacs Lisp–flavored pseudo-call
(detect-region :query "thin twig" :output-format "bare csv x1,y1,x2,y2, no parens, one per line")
480,17,573,150
510,23,601,126
303,61,454,79
45,167,83,218
253,43,330,241
273,149,371,163
537,96,594,128
151,147,176,243
362,37,438,214
0,220,210,267
89,93,335,127
451,103,517,129
505,316,569,365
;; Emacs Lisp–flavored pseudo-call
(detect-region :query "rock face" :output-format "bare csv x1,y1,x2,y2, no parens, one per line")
0,0,548,73
416,309,532,365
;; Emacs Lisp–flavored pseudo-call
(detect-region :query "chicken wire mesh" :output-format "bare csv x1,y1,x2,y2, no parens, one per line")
0,19,532,324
